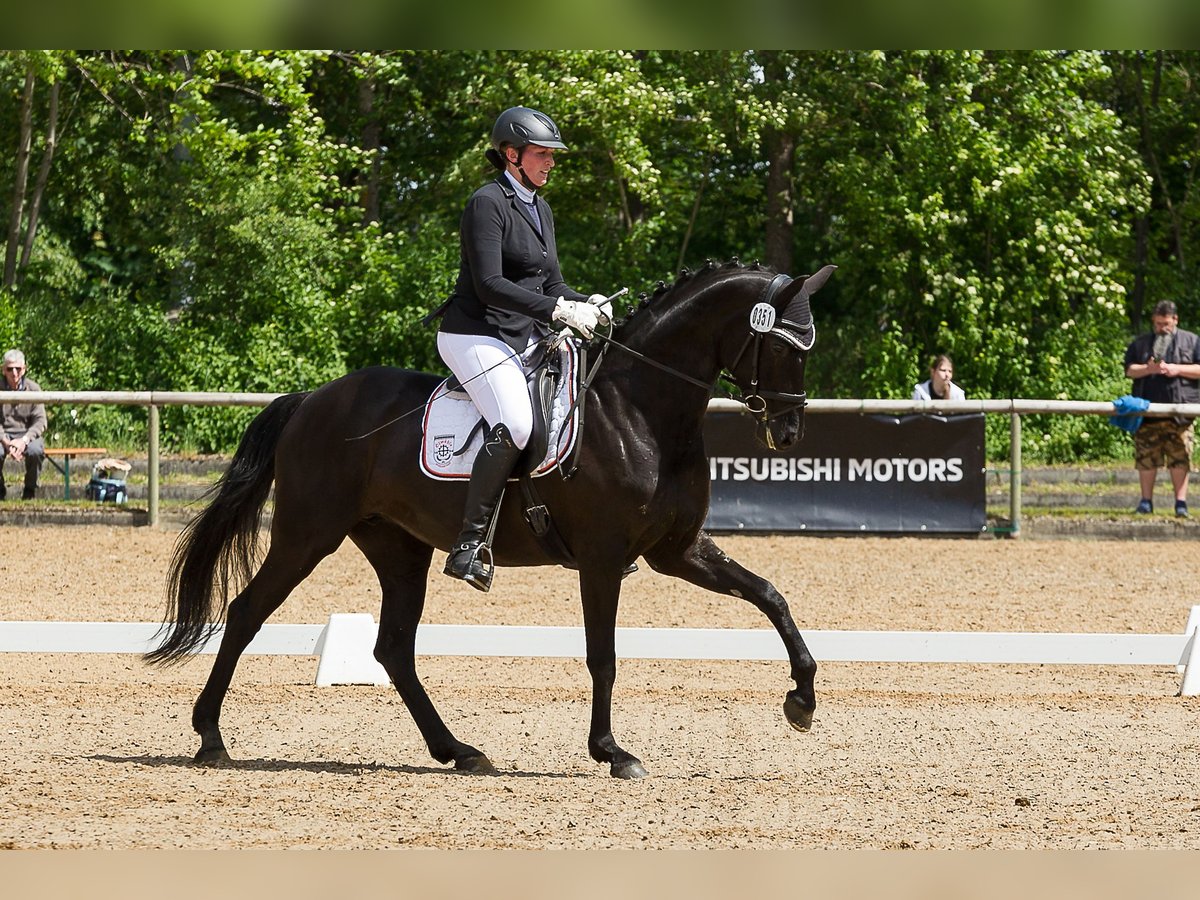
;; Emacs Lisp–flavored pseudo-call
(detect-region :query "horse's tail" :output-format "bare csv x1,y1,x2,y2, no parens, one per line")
145,392,310,666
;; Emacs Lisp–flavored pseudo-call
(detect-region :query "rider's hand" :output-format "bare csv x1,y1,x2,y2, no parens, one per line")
587,293,614,325
553,298,601,339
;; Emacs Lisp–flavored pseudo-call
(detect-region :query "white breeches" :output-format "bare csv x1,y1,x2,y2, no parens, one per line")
437,332,538,449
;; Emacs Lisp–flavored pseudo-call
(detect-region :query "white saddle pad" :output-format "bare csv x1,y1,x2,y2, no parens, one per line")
420,340,581,480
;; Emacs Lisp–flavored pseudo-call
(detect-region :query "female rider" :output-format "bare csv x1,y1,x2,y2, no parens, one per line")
435,106,609,591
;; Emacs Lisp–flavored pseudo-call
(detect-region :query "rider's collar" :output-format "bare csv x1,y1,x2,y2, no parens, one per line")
503,171,537,204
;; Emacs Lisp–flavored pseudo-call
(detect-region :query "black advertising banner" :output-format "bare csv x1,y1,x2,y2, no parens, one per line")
703,412,987,533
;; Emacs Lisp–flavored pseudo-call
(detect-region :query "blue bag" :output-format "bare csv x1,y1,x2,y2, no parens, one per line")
1109,394,1150,434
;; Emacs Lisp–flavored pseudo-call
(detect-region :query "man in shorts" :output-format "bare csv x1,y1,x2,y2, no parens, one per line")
1123,301,1200,516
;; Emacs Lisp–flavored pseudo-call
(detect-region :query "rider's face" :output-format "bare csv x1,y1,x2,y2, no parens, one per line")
508,144,556,188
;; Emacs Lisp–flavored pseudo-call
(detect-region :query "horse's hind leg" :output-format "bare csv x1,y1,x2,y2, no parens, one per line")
192,543,333,764
645,532,817,732
350,519,496,774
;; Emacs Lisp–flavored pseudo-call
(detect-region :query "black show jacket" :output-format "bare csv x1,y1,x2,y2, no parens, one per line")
439,178,587,353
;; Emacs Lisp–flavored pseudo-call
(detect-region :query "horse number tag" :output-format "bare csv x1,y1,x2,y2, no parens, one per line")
749,303,776,333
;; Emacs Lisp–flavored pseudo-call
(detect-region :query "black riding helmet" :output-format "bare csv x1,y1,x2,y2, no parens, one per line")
485,106,567,171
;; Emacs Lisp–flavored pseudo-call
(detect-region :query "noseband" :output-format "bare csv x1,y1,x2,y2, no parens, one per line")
727,273,811,423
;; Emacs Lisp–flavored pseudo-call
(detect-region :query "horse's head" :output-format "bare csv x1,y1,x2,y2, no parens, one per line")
726,265,836,451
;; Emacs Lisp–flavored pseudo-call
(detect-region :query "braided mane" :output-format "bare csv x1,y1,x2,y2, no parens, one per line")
614,257,777,327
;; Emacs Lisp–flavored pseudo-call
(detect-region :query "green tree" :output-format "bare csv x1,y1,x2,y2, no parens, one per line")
772,51,1147,460
5,50,1198,464
1108,51,1200,331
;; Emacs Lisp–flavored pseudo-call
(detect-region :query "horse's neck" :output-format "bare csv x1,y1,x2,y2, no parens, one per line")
596,273,764,424
596,359,710,425
621,302,731,385
597,306,731,426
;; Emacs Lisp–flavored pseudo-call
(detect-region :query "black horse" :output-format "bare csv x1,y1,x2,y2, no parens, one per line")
147,259,835,779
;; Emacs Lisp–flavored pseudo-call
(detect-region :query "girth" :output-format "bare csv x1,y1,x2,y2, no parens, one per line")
517,339,596,563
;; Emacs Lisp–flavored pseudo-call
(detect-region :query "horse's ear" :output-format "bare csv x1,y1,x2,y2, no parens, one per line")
800,264,837,298
777,264,836,324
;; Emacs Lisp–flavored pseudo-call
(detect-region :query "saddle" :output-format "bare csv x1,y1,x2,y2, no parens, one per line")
419,338,581,481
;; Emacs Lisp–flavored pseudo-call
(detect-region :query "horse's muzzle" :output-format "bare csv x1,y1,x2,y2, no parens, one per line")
759,408,804,451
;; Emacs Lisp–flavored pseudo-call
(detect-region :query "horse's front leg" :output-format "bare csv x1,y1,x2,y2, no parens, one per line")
645,531,816,732
578,566,648,779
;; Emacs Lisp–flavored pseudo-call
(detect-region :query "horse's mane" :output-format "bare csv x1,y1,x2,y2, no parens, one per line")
614,257,778,328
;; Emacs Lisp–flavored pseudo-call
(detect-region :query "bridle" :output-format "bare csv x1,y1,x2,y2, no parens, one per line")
587,272,811,425
726,273,812,421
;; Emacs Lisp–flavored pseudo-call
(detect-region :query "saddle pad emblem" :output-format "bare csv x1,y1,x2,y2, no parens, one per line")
420,340,581,480
432,435,455,468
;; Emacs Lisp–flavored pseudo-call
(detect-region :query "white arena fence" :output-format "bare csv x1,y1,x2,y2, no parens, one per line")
1,609,1197,696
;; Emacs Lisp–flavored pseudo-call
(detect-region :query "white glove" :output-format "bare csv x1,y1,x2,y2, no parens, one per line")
587,293,614,325
553,297,601,338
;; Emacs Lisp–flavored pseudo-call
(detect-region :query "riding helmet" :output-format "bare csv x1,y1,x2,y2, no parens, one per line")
490,107,567,152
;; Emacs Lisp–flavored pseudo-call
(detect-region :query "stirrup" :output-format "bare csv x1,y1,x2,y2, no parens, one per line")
444,541,495,592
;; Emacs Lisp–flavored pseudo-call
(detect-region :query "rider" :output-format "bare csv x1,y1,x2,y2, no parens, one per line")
434,106,610,592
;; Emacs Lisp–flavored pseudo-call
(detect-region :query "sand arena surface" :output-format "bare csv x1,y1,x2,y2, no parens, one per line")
1,525,1198,849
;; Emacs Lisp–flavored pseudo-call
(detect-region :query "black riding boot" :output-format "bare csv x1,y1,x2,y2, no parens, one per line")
444,422,522,592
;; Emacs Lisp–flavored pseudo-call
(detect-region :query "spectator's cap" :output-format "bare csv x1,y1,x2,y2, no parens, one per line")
2,349,26,367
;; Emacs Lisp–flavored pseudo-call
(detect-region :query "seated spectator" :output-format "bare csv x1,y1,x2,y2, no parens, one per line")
913,354,966,402
1,348,47,501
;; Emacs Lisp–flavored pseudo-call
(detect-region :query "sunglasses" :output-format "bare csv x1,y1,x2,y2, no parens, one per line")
3,366,24,372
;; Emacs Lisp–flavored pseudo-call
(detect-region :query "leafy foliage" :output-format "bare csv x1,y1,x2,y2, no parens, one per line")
2,50,1197,460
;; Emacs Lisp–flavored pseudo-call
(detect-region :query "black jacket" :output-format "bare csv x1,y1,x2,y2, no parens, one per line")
438,178,586,353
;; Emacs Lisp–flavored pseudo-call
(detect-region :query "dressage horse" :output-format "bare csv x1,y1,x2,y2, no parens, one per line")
147,259,835,779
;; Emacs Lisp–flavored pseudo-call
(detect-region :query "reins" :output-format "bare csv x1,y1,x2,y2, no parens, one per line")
586,330,711,393
587,272,810,423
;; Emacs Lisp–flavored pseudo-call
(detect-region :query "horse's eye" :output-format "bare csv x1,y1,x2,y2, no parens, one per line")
769,340,789,357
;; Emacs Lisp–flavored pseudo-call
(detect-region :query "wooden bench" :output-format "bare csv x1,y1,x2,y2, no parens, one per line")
44,447,108,500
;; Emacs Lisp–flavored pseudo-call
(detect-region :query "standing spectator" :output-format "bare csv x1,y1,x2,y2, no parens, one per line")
1124,301,1200,517
913,354,966,402
1,349,48,501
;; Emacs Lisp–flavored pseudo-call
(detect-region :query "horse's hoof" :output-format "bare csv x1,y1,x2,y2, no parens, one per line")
194,746,231,766
455,753,498,775
611,759,648,779
783,693,815,732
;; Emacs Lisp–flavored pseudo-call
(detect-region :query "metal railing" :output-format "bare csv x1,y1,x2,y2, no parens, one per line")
16,391,280,526
15,391,1200,532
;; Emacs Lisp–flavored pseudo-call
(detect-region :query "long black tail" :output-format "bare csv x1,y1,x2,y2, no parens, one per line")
145,392,310,665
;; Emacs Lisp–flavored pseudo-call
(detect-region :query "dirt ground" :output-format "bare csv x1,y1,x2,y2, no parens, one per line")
1,525,1198,849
